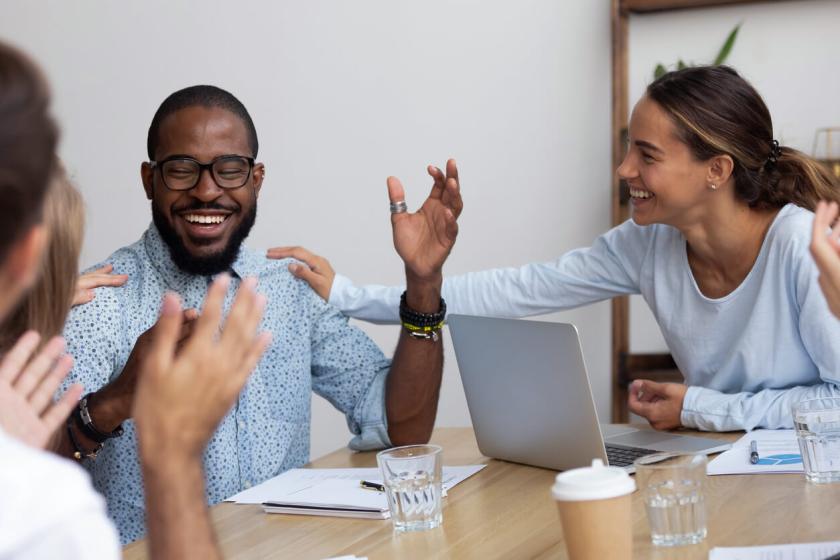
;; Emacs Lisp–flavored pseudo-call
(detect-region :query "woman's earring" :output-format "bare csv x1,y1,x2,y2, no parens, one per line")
709,184,717,191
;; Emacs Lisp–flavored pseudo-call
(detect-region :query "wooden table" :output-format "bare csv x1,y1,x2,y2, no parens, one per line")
124,427,840,559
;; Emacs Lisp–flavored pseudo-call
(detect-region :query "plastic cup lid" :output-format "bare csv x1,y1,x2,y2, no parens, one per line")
551,459,636,501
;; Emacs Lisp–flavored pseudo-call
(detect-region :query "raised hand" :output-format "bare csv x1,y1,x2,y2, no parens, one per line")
133,275,271,459
811,201,840,318
388,159,462,283
72,264,128,306
0,331,83,449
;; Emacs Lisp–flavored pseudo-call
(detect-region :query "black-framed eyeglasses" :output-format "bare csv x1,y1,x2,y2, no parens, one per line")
150,155,255,191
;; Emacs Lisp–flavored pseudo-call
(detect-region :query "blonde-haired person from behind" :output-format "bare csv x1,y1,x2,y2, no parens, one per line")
1,170,86,348
274,65,840,433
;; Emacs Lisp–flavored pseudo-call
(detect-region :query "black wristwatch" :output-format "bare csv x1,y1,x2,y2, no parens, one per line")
73,392,124,444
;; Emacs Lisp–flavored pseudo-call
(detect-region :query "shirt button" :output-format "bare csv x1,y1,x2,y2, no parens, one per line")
244,480,252,488
238,418,246,429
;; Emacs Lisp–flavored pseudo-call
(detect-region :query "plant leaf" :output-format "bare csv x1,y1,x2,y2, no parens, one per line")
654,64,667,79
677,59,687,70
714,23,741,65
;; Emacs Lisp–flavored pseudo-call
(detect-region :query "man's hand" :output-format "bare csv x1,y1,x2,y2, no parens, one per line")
88,308,199,431
627,379,687,431
133,275,271,460
266,246,335,301
389,159,462,290
72,264,129,306
0,331,83,449
811,201,840,319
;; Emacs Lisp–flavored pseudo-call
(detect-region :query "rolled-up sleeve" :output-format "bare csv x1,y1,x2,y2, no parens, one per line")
308,294,393,451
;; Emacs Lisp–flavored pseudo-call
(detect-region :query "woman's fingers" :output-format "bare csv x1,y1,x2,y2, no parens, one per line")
0,331,40,383
27,354,74,414
13,337,66,399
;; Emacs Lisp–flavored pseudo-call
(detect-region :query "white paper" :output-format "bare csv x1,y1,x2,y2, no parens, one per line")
226,465,486,505
707,430,803,476
709,541,840,559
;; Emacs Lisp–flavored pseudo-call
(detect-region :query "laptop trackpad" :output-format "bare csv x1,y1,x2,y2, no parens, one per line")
606,430,680,448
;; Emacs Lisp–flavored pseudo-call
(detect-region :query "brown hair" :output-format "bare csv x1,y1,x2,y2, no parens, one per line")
647,65,839,211
0,170,85,349
0,41,58,261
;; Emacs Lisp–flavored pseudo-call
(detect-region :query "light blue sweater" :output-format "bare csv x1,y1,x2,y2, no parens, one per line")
330,204,840,431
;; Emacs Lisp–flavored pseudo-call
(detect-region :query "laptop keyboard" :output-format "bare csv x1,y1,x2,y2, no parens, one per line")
605,444,659,467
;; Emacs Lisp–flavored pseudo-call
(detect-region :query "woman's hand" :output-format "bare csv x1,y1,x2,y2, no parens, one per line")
0,331,83,449
73,264,128,306
811,201,840,318
266,247,335,301
627,379,687,431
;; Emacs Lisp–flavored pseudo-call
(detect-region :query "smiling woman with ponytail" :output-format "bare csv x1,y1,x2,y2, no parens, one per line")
274,65,840,433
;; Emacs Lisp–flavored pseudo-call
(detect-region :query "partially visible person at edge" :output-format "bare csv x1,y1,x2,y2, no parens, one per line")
56,84,462,543
0,41,269,560
271,65,840,433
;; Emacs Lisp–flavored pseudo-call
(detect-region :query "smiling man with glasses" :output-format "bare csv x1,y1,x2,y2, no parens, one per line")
57,85,462,544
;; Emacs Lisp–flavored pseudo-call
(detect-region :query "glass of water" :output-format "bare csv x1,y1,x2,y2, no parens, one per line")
376,444,443,532
793,397,840,483
634,453,707,547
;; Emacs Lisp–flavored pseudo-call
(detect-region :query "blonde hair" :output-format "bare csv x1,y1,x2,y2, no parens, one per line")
648,66,839,211
0,168,85,349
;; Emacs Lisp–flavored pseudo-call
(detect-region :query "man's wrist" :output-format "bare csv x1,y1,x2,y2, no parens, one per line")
404,270,443,313
88,391,129,432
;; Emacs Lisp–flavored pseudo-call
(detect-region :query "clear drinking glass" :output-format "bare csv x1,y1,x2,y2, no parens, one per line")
376,444,443,532
793,397,840,483
634,453,707,547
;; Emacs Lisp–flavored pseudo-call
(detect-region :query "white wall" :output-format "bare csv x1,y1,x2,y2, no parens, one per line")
1,0,613,459
627,0,840,354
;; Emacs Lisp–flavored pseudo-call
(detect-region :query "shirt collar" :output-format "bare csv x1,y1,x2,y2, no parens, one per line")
142,223,264,290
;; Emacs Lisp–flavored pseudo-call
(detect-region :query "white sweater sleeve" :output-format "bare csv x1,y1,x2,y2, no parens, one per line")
329,220,652,324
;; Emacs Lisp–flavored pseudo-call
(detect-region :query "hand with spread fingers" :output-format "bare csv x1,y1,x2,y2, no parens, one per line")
133,274,271,458
811,200,840,318
388,159,462,284
72,264,129,306
0,331,83,449
133,274,271,560
627,379,687,431
266,246,335,301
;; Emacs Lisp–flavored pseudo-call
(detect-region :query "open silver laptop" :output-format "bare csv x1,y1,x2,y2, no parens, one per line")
448,315,731,472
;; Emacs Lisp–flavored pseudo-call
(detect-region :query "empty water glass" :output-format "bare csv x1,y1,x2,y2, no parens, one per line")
793,397,840,483
634,453,707,547
376,444,443,532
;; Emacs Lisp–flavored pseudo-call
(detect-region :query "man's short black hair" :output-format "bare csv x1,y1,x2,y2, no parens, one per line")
146,85,258,160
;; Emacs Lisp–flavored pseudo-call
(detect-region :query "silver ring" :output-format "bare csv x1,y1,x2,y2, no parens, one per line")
390,200,408,214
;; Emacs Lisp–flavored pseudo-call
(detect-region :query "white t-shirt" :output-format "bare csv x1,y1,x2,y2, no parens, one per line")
0,429,120,559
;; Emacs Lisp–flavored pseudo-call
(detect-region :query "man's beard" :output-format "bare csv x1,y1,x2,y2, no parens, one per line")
152,202,257,276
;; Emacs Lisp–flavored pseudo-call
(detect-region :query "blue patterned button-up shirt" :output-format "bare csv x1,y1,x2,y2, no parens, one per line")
62,224,392,544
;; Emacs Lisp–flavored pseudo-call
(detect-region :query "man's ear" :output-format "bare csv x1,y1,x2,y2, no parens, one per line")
252,163,265,197
141,162,154,200
0,224,48,312
707,154,735,189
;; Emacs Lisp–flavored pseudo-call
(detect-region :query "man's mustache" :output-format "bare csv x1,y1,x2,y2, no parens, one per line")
173,202,239,213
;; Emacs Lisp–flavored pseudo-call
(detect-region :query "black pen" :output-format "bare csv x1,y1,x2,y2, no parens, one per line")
750,440,759,464
822,551,840,560
359,480,385,492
